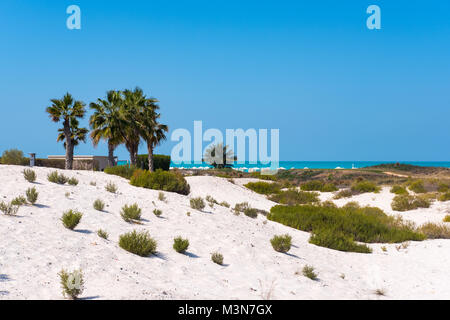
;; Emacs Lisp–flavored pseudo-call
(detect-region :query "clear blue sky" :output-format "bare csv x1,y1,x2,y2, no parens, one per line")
0,0,449,161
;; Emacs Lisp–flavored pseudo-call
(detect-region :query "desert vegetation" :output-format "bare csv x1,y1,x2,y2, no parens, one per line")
61,210,83,230
211,252,224,265
93,199,105,211
173,236,190,253
190,197,205,211
119,230,157,256
58,269,84,299
269,189,319,205
120,203,142,223
23,169,37,182
130,169,190,195
391,194,431,211
270,234,292,253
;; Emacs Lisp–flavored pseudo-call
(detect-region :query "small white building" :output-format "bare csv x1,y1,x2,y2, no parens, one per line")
47,155,111,171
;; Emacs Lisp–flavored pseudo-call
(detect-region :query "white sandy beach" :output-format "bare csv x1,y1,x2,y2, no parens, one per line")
1,165,450,300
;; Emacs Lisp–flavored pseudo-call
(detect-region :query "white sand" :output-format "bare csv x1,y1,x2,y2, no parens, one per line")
1,165,450,300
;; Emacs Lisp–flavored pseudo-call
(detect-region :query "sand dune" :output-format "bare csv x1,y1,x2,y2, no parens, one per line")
1,165,450,300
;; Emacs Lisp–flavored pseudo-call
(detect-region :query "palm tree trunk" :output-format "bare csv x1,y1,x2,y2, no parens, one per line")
147,143,154,172
107,140,115,167
64,121,73,170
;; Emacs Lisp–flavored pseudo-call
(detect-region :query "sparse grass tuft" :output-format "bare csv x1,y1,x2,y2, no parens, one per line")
443,215,450,223
211,252,224,265
302,265,318,280
333,189,353,199
11,196,27,206
90,181,96,186
173,236,190,253
68,177,79,186
391,194,431,211
190,197,205,211
0,202,19,216
59,269,84,299
374,288,386,296
119,230,157,256
93,199,105,211
120,203,142,223
206,195,219,207
23,169,36,182
390,185,408,195
158,192,166,202
61,210,82,230
270,234,292,253
26,187,38,205
97,229,109,240
219,201,230,208
105,182,118,193
47,171,68,184
439,192,450,202
153,209,162,217
418,222,450,239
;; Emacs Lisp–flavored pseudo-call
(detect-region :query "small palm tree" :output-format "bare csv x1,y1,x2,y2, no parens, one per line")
203,143,235,168
89,90,124,167
46,93,86,169
138,98,168,171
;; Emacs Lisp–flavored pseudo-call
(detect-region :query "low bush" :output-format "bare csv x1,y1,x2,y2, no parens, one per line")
104,165,137,179
220,201,230,208
269,189,319,205
270,234,292,253
68,177,79,186
333,189,353,199
61,210,82,230
391,194,431,211
47,171,68,184
244,181,281,195
23,169,36,182
418,223,450,239
11,196,27,206
0,149,28,165
190,197,205,211
302,265,318,280
437,183,449,193
0,202,19,216
119,230,157,256
267,204,424,253
390,185,408,195
408,180,426,193
105,182,118,193
249,172,278,181
211,252,224,265
93,199,105,211
130,169,190,195
173,236,190,253
351,180,380,194
233,202,250,215
206,195,219,207
59,269,84,299
26,187,38,205
300,180,338,192
120,203,142,222
439,192,450,202
443,215,450,223
244,207,259,218
136,154,171,171
97,229,109,240
153,209,162,217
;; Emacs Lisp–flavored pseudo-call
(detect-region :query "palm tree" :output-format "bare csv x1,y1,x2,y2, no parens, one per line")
57,118,89,149
203,143,235,169
46,93,86,169
138,98,168,171
119,88,146,166
89,90,124,167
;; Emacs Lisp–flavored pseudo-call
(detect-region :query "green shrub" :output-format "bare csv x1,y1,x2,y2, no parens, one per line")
136,154,171,171
97,229,109,240
68,177,79,186
408,180,426,193
61,210,82,230
419,223,450,239
130,169,190,195
244,207,259,218
249,172,278,181
58,269,84,299
351,180,380,194
270,234,292,253
206,195,218,207
93,199,105,211
23,169,36,182
244,181,281,195
47,171,68,184
437,183,449,193
26,187,38,205
104,165,137,179
0,149,28,165
443,215,450,223
333,189,353,199
267,204,424,253
269,189,319,205
211,252,224,265
120,203,142,222
153,209,162,217
219,201,230,208
439,192,450,202
391,195,431,211
0,202,19,216
390,185,408,195
190,197,205,211
173,236,189,253
11,196,27,206
300,180,338,192
302,265,318,280
233,202,250,215
105,182,118,193
119,230,157,256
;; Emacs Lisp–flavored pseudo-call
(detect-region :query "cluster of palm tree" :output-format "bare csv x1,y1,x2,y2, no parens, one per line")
46,88,168,171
